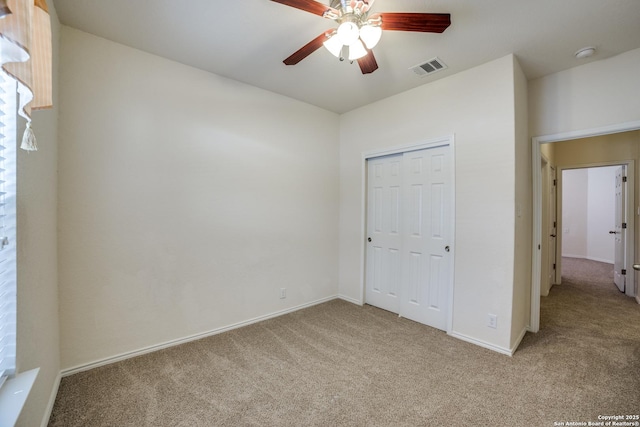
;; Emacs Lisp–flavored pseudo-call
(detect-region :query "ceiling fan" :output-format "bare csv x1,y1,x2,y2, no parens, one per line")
270,0,451,74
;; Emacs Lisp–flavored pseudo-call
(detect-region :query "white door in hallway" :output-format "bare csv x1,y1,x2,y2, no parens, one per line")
549,166,558,286
613,166,626,293
365,146,452,331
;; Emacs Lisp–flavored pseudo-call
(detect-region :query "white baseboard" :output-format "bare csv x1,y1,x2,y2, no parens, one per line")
562,254,614,264
586,256,614,264
41,372,61,427
61,295,339,377
338,294,363,306
561,253,584,259
449,331,513,356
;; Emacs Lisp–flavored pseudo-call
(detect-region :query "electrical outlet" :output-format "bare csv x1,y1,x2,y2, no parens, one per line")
488,314,497,329
280,288,287,299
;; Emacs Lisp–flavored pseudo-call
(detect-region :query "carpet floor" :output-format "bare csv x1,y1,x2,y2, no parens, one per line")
48,258,640,426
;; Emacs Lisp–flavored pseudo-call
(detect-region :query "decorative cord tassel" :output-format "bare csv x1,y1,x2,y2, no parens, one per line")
21,121,38,151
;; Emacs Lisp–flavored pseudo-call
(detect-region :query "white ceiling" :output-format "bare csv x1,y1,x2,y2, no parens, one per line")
52,0,640,114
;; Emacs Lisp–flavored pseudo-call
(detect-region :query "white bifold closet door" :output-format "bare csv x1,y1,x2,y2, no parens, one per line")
365,146,452,331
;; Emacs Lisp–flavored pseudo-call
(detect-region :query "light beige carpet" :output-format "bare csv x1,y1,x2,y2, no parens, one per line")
49,258,640,426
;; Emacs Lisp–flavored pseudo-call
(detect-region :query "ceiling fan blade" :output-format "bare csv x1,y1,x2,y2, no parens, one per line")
283,32,328,65
377,13,451,33
271,0,338,17
357,50,378,74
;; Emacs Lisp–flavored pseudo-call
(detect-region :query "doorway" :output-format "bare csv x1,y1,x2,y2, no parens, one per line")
561,165,626,292
363,138,454,332
531,123,640,332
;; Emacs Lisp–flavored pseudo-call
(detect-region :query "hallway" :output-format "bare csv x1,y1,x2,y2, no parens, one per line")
536,256,639,358
560,257,615,291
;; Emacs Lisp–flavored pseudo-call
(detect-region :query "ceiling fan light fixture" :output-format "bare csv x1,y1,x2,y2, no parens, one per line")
359,24,382,49
272,0,450,75
323,33,343,58
348,39,368,61
337,21,360,45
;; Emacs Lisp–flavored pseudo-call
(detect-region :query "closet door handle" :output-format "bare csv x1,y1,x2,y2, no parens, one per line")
445,246,450,252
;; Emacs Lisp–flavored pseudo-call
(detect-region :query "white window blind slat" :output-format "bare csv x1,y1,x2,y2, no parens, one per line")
0,70,17,388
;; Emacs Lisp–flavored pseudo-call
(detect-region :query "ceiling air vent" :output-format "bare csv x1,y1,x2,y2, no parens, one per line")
410,57,447,77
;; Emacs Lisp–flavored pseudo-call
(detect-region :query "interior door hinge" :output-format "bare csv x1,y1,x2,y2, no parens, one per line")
553,221,556,228
623,176,627,182
553,179,557,186
622,222,627,229
622,269,627,275
553,263,556,270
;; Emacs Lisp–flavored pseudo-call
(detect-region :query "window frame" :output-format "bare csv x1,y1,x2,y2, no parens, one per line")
0,70,18,388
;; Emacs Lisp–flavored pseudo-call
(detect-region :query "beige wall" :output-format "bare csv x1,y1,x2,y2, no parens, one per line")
540,143,555,164
339,55,522,353
57,28,340,370
553,131,640,166
16,1,61,426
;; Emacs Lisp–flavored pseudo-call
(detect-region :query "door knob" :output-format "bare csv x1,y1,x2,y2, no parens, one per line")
633,264,640,271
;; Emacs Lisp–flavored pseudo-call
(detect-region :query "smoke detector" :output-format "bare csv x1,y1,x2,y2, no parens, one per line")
575,47,596,59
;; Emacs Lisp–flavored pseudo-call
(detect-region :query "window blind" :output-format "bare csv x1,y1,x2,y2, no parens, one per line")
0,70,17,389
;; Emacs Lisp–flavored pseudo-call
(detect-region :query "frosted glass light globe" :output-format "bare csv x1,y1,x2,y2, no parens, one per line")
360,24,382,49
323,33,343,57
348,39,368,60
337,21,360,46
